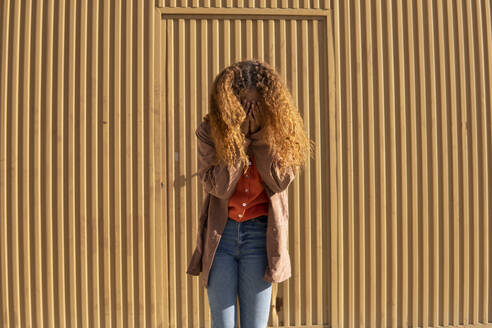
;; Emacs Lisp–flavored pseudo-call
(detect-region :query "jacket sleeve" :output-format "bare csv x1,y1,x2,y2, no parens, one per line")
249,129,296,194
195,122,251,199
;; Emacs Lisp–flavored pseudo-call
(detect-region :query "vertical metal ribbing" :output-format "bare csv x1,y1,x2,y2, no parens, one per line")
395,0,409,325
445,0,461,325
426,0,440,325
256,16,264,61
326,1,343,327
289,17,302,328
153,6,165,328
436,0,451,325
159,13,171,328
365,0,378,326
385,0,398,325
88,0,101,325
112,0,124,326
465,1,481,323
456,0,470,323
33,0,45,325
136,1,146,327
354,1,366,326
101,0,111,326
7,1,21,327
123,0,135,326
405,0,420,325
166,17,177,328
145,5,158,322
67,0,78,326
375,1,389,326
341,1,353,327
300,17,312,326
0,0,9,326
20,0,33,327
44,0,56,325
311,17,324,327
55,0,67,326
480,0,491,323
177,15,188,328
416,0,430,325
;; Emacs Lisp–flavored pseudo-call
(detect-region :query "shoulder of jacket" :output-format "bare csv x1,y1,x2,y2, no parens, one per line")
196,116,211,132
196,118,214,146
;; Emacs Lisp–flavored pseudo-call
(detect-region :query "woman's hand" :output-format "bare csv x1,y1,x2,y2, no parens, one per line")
248,100,262,134
240,100,252,136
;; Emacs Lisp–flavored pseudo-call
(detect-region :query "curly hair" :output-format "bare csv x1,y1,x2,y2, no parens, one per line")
202,59,315,177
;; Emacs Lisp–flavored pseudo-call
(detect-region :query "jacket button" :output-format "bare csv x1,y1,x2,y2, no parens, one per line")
245,174,249,178
245,188,248,192
242,202,246,207
238,214,243,218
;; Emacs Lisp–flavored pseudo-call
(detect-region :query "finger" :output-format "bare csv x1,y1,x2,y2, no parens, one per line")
245,101,252,115
247,102,253,116
251,102,257,117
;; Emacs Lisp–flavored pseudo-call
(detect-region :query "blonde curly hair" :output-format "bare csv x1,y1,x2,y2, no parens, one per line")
202,59,315,177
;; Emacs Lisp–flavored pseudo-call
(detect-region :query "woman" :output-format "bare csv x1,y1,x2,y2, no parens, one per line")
186,59,314,327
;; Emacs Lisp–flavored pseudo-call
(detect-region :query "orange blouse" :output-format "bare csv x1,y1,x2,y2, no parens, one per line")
228,152,270,222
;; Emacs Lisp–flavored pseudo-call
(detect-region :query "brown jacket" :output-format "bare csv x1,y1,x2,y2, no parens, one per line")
186,118,296,288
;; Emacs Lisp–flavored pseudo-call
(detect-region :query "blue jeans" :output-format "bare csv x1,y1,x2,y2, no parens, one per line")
206,215,273,328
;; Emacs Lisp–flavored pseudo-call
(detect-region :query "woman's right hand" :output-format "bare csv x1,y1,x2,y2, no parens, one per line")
248,100,261,134
240,100,252,136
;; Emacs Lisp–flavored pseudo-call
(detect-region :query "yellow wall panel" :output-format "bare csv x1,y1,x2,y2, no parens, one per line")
333,0,492,327
1,1,160,327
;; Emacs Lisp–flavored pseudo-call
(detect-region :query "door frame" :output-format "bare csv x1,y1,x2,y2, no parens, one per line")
154,5,339,327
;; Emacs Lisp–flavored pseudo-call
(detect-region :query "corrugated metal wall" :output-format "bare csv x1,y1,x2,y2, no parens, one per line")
0,1,161,327
1,0,491,328
333,0,492,327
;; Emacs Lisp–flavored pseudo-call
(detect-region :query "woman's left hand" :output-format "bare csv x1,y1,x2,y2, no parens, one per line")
248,100,262,134
240,99,252,135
